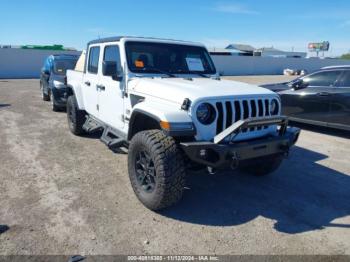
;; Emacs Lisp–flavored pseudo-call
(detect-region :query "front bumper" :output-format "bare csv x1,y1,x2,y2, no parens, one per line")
51,87,68,106
180,116,300,169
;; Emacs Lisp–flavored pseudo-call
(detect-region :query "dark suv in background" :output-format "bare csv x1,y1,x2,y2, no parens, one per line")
261,66,350,131
40,54,79,111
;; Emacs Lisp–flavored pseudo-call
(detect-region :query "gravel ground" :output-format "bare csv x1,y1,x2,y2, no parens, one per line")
0,77,349,255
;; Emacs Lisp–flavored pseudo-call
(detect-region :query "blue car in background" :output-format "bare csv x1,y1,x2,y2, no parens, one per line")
40,54,79,111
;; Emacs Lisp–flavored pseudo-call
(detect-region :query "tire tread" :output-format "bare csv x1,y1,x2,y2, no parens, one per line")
128,130,186,210
67,95,86,136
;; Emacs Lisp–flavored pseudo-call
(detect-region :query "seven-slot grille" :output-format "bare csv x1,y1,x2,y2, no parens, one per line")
214,98,277,134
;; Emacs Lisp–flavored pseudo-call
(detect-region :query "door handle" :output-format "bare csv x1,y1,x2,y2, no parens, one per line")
317,92,331,97
96,84,105,91
85,81,91,86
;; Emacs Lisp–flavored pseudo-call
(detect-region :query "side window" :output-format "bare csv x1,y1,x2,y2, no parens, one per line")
303,70,342,87
88,46,100,74
340,71,350,87
103,45,121,75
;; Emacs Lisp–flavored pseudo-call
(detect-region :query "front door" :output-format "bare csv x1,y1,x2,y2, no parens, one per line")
83,45,101,117
281,70,342,124
329,70,350,128
98,44,125,129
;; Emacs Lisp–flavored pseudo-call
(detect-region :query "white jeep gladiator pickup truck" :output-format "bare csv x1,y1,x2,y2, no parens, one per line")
66,36,300,210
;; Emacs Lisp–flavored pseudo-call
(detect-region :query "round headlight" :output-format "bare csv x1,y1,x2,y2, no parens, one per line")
196,103,216,125
269,99,279,115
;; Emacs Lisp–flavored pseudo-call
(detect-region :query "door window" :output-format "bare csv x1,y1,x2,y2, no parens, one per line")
302,70,342,87
103,45,121,75
340,71,350,87
88,46,100,74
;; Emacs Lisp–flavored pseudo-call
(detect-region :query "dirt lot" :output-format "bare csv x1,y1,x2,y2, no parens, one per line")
0,77,350,255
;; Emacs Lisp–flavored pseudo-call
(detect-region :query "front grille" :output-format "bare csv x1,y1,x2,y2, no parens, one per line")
214,98,276,135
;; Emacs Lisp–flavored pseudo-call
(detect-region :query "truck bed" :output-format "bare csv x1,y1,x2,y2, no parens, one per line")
67,70,83,85
66,69,85,110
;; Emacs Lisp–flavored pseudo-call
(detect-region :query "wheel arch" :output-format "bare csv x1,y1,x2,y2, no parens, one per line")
66,84,75,97
127,109,161,140
66,84,85,110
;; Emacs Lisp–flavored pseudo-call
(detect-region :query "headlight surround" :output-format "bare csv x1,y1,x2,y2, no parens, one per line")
269,99,279,115
196,103,216,125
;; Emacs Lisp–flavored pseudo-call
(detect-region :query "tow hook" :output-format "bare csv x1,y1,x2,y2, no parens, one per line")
230,151,239,170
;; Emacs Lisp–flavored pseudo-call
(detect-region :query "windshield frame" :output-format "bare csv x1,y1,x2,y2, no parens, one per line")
124,41,217,76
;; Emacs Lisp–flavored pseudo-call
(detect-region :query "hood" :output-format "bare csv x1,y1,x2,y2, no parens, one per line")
260,82,291,93
129,77,276,104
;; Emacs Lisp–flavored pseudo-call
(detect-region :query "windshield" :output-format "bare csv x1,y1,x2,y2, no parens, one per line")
53,59,78,75
125,41,216,75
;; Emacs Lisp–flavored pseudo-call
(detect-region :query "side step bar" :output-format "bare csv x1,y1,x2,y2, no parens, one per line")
83,115,127,151
82,116,103,133
100,127,125,150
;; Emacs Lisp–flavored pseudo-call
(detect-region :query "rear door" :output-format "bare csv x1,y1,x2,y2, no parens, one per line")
83,45,101,117
329,70,350,129
280,70,342,124
98,44,125,129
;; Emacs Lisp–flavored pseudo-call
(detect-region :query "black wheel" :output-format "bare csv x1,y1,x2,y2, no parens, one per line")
50,90,60,112
128,130,186,210
66,95,86,135
239,153,284,176
41,83,50,101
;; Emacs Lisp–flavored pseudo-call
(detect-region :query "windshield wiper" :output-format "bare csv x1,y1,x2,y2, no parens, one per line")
171,69,209,78
141,67,176,78
195,73,210,78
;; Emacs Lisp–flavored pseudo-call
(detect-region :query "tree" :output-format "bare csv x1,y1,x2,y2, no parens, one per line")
340,53,350,59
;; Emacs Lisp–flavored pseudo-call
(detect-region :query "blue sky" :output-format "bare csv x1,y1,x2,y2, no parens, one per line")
1,0,349,56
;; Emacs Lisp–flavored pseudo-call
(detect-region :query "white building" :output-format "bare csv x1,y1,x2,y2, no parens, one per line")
209,43,307,58
254,47,307,58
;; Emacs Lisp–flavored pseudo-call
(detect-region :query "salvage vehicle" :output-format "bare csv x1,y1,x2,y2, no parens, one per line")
261,65,350,131
40,54,79,111
66,36,300,210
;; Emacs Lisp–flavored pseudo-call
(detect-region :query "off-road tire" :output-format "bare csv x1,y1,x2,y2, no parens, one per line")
41,83,50,101
239,153,284,176
50,90,60,112
128,130,186,210
66,95,86,136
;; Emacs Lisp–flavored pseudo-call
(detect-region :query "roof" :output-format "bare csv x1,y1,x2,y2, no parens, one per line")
207,47,242,53
256,47,282,52
87,36,202,46
321,65,350,70
225,44,255,52
88,36,126,45
51,54,79,60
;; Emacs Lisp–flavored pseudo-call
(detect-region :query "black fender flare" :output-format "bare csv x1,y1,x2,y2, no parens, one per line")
127,109,161,140
66,85,75,98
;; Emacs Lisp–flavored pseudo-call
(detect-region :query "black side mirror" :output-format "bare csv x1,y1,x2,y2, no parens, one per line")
102,61,123,81
291,79,308,90
42,69,50,75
